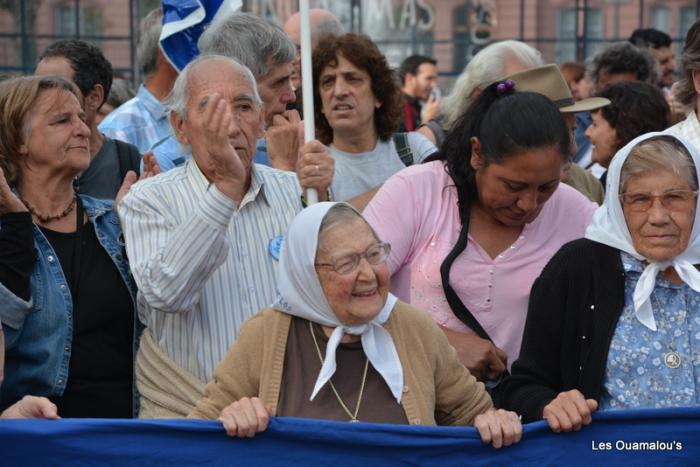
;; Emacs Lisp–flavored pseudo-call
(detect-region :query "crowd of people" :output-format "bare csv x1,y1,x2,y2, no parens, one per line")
1,6,699,454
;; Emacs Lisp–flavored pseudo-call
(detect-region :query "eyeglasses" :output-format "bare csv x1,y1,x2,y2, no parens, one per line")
315,242,391,275
619,189,698,212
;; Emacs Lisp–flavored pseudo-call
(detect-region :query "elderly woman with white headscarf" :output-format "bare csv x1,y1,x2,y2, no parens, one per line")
498,132,700,432
190,202,522,448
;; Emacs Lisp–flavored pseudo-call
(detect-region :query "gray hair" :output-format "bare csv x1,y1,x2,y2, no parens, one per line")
168,54,261,121
106,78,135,108
317,203,379,255
675,19,700,107
620,136,698,193
198,12,295,79
137,8,163,78
441,40,543,131
587,42,657,86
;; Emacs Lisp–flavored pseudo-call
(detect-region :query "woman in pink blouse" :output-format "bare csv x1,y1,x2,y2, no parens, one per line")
364,82,597,383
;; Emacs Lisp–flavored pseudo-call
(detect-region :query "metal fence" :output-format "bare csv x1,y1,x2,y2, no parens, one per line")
1,0,698,83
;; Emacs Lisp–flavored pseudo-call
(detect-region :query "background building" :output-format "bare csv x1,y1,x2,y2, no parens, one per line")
1,0,698,90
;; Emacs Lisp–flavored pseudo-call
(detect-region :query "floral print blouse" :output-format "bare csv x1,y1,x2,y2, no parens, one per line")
600,252,700,409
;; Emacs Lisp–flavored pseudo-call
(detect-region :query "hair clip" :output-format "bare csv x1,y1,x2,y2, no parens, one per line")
496,79,515,95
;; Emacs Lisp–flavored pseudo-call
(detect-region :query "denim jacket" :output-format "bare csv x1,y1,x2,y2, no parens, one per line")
0,195,142,414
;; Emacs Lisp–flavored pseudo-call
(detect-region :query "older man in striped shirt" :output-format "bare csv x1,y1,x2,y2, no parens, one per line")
119,55,333,417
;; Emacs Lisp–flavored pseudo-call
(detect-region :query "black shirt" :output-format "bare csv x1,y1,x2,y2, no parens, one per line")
29,204,135,418
0,212,35,301
496,239,626,421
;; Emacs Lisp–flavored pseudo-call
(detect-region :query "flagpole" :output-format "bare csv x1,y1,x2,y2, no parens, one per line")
299,0,319,205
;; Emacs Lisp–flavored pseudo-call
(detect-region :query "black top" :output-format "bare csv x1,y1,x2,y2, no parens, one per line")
495,238,626,422
1,202,134,418
39,208,134,418
0,212,35,301
75,137,141,200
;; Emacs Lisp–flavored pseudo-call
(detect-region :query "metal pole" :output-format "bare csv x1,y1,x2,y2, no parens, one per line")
129,0,138,86
299,0,318,205
19,0,28,74
574,0,580,62
75,0,81,38
519,0,525,41
583,0,589,61
638,0,644,28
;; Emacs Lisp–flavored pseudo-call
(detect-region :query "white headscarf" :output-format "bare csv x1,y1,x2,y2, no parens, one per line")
585,131,700,331
273,202,404,402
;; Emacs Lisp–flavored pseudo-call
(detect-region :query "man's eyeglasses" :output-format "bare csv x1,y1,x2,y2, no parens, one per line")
315,242,391,275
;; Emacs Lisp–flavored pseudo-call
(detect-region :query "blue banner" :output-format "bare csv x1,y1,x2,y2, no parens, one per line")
160,0,242,71
0,408,697,466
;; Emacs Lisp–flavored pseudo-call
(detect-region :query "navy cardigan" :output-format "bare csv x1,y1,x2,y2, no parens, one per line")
496,238,626,422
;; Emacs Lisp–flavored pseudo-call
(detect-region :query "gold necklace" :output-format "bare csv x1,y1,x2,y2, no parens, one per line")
20,195,77,224
309,321,369,423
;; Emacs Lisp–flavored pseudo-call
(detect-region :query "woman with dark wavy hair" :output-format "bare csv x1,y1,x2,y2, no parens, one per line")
311,33,437,202
364,82,597,384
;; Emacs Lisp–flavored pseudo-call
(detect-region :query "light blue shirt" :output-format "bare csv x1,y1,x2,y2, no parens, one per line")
99,85,172,154
600,251,700,409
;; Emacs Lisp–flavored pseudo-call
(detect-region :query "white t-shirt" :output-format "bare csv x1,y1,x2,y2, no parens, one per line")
330,132,437,200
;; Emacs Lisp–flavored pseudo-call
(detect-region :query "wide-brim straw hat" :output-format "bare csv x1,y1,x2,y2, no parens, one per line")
507,64,610,113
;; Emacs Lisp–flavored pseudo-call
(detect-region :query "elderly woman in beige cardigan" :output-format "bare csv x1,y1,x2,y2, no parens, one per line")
190,202,521,448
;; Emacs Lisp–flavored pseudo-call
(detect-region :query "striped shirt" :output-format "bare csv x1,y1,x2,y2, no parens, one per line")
119,160,302,381
99,85,172,154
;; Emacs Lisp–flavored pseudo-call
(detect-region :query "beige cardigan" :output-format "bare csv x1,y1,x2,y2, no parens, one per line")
189,301,492,426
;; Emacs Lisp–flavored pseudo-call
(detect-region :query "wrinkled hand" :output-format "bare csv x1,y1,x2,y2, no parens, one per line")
296,135,334,200
201,94,247,202
1,395,59,419
266,110,302,172
440,327,507,381
474,408,522,449
115,151,161,208
219,397,272,438
542,389,598,433
0,167,27,215
421,94,441,123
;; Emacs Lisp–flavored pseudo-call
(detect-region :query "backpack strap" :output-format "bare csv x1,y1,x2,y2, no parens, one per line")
114,139,141,179
392,132,414,167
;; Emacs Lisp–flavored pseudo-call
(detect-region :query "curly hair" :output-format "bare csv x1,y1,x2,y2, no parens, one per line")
312,33,401,145
588,42,657,86
596,81,670,151
0,76,82,185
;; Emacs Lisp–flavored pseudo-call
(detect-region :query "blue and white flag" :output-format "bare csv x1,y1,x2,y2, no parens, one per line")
160,0,242,71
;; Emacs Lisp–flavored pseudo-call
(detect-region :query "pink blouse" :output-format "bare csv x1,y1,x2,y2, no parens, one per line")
363,161,597,367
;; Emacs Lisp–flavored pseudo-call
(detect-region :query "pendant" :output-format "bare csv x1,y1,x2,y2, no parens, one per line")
664,351,681,369
350,419,359,423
